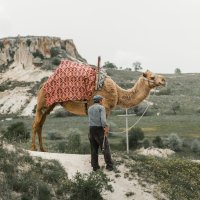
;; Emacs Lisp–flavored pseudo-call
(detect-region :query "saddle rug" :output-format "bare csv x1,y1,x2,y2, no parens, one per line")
43,60,97,106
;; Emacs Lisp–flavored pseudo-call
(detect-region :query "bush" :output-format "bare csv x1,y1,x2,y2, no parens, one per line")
47,131,63,140
0,146,70,199
57,141,67,153
196,106,200,114
66,132,81,153
26,39,32,47
0,41,4,50
143,139,150,149
32,49,44,59
69,171,113,200
133,104,150,116
167,133,183,152
38,183,52,200
156,88,171,95
191,139,200,154
52,57,61,65
130,154,200,200
128,127,144,149
50,47,60,57
54,109,75,117
152,136,164,148
2,122,30,142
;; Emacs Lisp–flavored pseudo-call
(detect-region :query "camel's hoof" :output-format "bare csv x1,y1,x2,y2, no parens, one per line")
40,148,46,152
31,146,37,151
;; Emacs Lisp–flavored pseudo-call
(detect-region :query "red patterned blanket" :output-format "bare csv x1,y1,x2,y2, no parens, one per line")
43,60,96,106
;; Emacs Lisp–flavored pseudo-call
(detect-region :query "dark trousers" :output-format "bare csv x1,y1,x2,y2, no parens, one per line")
89,126,113,169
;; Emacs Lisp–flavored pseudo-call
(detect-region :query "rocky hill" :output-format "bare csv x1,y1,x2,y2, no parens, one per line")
0,36,87,116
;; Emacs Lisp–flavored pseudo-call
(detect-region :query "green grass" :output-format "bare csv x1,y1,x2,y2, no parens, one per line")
1,114,200,154
127,153,200,200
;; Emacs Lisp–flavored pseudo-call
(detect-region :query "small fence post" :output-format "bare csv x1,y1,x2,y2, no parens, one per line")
125,108,129,154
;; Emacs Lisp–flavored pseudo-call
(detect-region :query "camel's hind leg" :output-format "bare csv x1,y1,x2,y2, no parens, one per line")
31,87,56,151
31,104,55,151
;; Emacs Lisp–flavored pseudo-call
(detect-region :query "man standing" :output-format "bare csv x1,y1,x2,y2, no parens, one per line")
88,95,113,171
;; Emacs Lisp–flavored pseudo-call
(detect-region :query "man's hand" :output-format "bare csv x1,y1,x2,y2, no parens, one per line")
104,126,109,136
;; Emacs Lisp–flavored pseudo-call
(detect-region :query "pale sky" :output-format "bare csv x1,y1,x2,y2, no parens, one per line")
1,0,200,73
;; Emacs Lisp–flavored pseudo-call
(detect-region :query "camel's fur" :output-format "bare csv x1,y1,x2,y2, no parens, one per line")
31,70,166,151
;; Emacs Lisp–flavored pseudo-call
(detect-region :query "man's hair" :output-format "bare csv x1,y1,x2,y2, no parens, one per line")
93,95,103,103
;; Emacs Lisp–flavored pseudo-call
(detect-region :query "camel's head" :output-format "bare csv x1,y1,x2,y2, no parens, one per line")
142,70,166,87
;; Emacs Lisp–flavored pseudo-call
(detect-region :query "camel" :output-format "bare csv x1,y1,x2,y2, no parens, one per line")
31,69,166,151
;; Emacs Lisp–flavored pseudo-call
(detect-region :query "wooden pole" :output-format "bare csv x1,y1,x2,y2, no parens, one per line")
95,56,101,90
125,108,129,154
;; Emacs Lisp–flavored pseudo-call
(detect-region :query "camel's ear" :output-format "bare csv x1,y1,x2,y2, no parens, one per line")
143,70,148,77
143,70,150,77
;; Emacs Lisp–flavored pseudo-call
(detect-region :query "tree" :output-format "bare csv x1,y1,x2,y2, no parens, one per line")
132,61,142,71
174,68,181,74
103,61,117,69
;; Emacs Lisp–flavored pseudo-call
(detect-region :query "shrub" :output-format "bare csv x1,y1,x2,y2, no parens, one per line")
66,132,81,153
143,138,150,149
133,104,150,116
57,141,67,153
0,41,4,50
81,142,91,154
38,183,51,200
54,109,75,117
128,127,144,149
196,106,200,114
2,122,30,142
130,154,200,200
156,88,171,95
0,146,70,199
52,57,61,65
50,47,60,57
152,136,164,148
191,139,200,154
47,131,63,140
32,49,44,59
69,171,113,200
167,133,183,152
26,39,32,47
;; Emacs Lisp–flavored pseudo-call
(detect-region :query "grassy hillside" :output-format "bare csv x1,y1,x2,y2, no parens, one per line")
1,70,200,154
1,69,200,200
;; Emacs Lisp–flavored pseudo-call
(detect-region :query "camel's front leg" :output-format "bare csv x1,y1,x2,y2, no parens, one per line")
31,120,37,151
38,127,46,152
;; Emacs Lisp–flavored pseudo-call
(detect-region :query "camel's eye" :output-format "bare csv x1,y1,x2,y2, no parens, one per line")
150,76,155,80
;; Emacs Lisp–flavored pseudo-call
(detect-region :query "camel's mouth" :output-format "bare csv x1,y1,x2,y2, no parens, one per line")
157,77,167,87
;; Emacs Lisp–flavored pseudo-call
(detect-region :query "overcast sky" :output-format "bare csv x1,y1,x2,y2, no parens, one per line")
1,0,200,73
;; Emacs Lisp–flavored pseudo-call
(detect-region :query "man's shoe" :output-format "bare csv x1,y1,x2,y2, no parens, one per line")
106,166,113,171
93,166,100,171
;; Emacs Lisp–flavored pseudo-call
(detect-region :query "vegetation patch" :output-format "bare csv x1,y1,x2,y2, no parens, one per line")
0,144,112,200
129,154,200,200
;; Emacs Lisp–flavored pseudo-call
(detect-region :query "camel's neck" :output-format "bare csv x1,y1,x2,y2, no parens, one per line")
116,77,151,108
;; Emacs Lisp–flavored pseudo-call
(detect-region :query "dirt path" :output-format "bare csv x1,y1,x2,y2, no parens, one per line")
28,151,159,200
